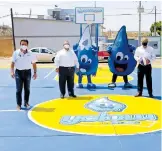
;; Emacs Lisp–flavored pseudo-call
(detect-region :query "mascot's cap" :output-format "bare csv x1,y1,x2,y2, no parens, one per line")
142,37,148,43
113,25,129,51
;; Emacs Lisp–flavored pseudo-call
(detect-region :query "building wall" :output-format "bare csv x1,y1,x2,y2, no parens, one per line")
107,37,161,56
146,36,161,56
15,37,80,51
107,39,139,47
14,18,81,37
13,17,103,51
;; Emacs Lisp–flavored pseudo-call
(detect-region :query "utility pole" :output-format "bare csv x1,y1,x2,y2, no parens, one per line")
29,8,32,18
10,8,16,51
138,1,142,46
137,1,144,46
94,1,99,50
94,1,96,7
154,6,156,36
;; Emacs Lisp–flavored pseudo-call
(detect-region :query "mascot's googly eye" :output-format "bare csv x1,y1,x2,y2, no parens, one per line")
116,52,124,61
87,59,92,64
124,55,129,60
81,55,88,63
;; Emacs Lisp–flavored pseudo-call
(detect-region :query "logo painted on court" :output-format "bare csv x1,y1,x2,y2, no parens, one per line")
28,95,161,136
85,97,126,112
60,97,157,125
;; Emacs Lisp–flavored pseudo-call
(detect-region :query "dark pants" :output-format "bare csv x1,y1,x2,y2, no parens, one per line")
59,66,75,96
112,74,128,83
78,74,91,83
137,64,152,95
15,69,31,106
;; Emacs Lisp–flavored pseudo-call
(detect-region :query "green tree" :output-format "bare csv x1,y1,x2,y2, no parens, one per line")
150,21,162,36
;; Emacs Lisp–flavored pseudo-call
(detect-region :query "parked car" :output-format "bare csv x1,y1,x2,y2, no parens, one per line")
29,47,56,62
98,43,112,62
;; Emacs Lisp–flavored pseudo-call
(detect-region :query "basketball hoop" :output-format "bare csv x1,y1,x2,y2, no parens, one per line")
75,7,104,24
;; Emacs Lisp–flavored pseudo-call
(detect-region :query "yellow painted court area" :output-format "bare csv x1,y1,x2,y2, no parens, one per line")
55,67,133,84
29,94,161,136
75,67,133,84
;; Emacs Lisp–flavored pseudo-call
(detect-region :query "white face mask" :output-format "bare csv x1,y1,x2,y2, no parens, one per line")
20,45,28,51
64,44,70,49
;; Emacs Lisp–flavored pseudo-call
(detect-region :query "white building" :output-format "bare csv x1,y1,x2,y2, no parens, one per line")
13,8,106,51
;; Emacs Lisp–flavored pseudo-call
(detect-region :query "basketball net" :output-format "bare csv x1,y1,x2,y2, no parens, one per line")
86,20,93,25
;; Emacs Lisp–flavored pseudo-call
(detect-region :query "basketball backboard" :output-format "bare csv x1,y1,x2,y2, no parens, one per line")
75,7,104,24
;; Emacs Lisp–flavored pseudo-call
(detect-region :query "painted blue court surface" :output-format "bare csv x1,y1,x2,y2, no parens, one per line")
0,65,161,151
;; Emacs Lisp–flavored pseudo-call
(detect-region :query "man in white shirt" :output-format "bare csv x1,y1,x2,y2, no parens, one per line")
134,38,156,98
55,41,79,99
11,39,37,110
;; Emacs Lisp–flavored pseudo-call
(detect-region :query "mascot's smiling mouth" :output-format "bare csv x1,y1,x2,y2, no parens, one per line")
80,68,87,73
79,65,91,73
114,61,127,72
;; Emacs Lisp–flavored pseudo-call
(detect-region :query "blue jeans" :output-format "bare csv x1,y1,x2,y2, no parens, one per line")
15,69,31,106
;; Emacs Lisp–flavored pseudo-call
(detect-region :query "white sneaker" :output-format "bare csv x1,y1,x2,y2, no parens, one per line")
108,83,116,88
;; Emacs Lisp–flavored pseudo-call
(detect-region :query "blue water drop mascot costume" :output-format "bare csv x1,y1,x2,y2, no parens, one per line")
73,25,98,89
107,25,137,88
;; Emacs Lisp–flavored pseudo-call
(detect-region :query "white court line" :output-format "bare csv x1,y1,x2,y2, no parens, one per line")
0,109,25,112
44,69,55,79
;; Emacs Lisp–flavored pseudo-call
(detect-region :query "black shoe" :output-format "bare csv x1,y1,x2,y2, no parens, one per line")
135,92,142,97
24,103,30,109
124,82,133,88
69,94,77,98
60,94,64,99
149,94,154,98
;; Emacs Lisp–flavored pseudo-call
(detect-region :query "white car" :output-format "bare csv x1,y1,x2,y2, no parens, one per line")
29,47,56,62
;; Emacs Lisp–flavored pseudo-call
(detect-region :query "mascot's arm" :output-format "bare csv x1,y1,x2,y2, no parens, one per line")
128,44,136,54
92,45,98,56
107,44,114,55
107,44,113,62
73,43,79,50
73,43,79,56
92,45,98,76
92,45,98,52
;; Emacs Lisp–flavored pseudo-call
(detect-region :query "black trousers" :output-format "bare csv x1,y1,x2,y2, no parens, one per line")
137,64,152,95
15,69,31,106
59,66,75,96
112,74,128,83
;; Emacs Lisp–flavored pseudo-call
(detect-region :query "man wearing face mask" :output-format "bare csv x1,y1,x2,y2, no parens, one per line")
11,39,37,110
134,38,156,98
55,41,79,99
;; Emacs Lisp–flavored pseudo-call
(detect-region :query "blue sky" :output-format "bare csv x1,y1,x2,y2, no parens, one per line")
0,1,161,31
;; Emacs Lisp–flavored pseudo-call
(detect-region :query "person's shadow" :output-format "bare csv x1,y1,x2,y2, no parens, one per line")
76,85,147,91
143,95,162,100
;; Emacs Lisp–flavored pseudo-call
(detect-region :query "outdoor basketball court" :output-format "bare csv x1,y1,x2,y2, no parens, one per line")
0,62,161,151
0,6,161,151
